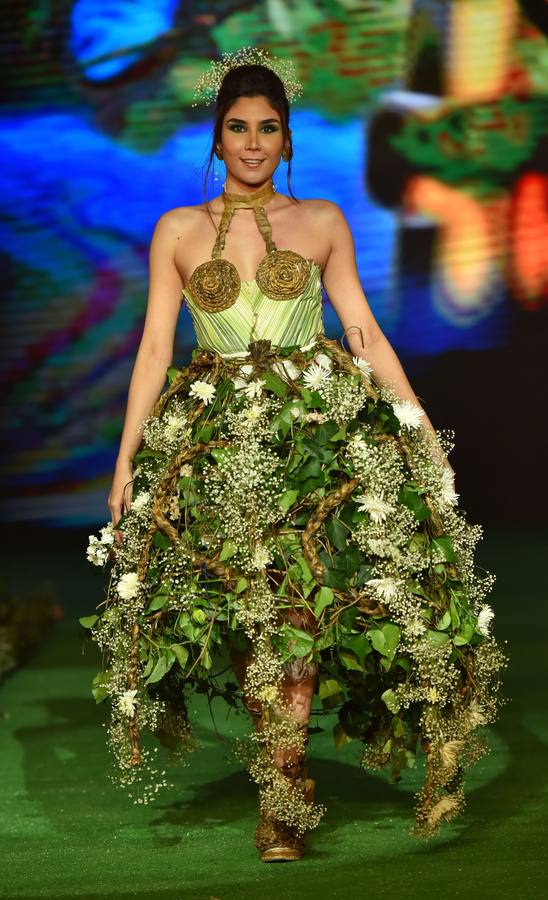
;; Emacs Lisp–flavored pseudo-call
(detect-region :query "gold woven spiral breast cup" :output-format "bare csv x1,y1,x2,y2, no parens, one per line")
187,178,312,311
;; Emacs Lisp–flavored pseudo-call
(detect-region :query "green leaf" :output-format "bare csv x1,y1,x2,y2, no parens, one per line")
171,644,189,667
79,614,98,629
235,577,248,594
338,649,363,671
325,516,348,552
322,566,348,592
319,677,343,700
166,366,181,385
145,593,169,614
333,721,354,750
314,586,334,617
296,555,314,583
144,651,176,685
398,484,430,521
436,610,452,630
369,623,401,658
426,629,451,645
219,539,238,561
262,371,288,397
381,687,401,713
454,623,475,645
431,535,458,562
91,670,110,703
153,530,171,550
194,422,214,442
314,421,341,445
449,598,461,629
278,488,299,512
281,625,315,658
343,632,372,663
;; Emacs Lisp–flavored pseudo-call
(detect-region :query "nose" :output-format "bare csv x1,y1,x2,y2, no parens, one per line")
245,129,261,150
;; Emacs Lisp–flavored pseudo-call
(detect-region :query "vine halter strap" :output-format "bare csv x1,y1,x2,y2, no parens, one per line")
187,177,312,312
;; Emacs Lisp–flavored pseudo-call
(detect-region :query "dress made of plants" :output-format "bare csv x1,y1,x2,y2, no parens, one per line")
84,334,508,839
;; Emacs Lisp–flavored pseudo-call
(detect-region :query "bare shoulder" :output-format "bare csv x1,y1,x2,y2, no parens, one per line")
296,197,346,225
152,203,207,238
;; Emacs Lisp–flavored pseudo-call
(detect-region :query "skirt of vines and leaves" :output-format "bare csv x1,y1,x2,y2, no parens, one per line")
85,334,509,840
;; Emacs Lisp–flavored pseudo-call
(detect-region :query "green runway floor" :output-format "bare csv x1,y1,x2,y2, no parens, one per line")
1,525,547,900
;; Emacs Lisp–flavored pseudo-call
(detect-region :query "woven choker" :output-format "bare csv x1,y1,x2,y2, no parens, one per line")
187,177,311,311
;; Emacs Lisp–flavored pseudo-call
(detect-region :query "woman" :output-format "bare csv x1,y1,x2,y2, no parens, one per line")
85,52,507,863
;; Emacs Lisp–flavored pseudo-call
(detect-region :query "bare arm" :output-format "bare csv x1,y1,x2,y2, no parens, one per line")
115,212,183,463
321,202,454,475
109,211,184,530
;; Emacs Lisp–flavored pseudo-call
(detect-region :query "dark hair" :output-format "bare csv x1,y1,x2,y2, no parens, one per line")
202,63,298,206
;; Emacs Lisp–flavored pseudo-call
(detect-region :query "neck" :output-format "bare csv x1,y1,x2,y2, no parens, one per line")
222,177,275,209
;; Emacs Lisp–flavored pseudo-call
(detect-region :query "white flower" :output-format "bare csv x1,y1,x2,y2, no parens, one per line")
131,491,151,513
304,411,327,423
99,523,115,545
86,534,109,566
189,379,216,405
302,362,331,389
243,378,265,399
352,355,373,378
313,352,333,371
117,572,140,601
241,402,265,423
355,493,395,523
231,364,256,393
299,338,318,352
118,689,138,717
250,544,272,570
439,468,459,506
366,576,402,600
271,358,301,381
289,405,301,419
406,616,427,637
179,463,193,477
392,399,424,430
426,686,440,702
476,604,495,636
164,414,187,442
348,430,369,452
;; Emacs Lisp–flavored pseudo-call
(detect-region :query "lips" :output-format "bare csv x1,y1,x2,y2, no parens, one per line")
241,159,265,166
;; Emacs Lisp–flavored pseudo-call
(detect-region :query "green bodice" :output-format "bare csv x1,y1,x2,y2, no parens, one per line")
182,259,325,357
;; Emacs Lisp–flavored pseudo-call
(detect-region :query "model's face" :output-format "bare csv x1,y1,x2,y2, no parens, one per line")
219,94,289,191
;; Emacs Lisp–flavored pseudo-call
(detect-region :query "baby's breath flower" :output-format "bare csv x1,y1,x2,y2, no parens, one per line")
131,491,151,513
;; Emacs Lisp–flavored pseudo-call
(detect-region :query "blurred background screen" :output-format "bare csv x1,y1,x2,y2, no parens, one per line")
0,0,546,527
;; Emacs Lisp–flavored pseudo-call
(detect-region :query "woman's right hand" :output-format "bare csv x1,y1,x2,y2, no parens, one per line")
108,461,135,544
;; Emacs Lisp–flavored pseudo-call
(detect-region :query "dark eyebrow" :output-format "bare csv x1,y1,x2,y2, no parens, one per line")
226,117,280,124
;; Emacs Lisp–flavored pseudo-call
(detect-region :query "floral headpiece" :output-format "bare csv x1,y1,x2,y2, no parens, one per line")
191,46,303,108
